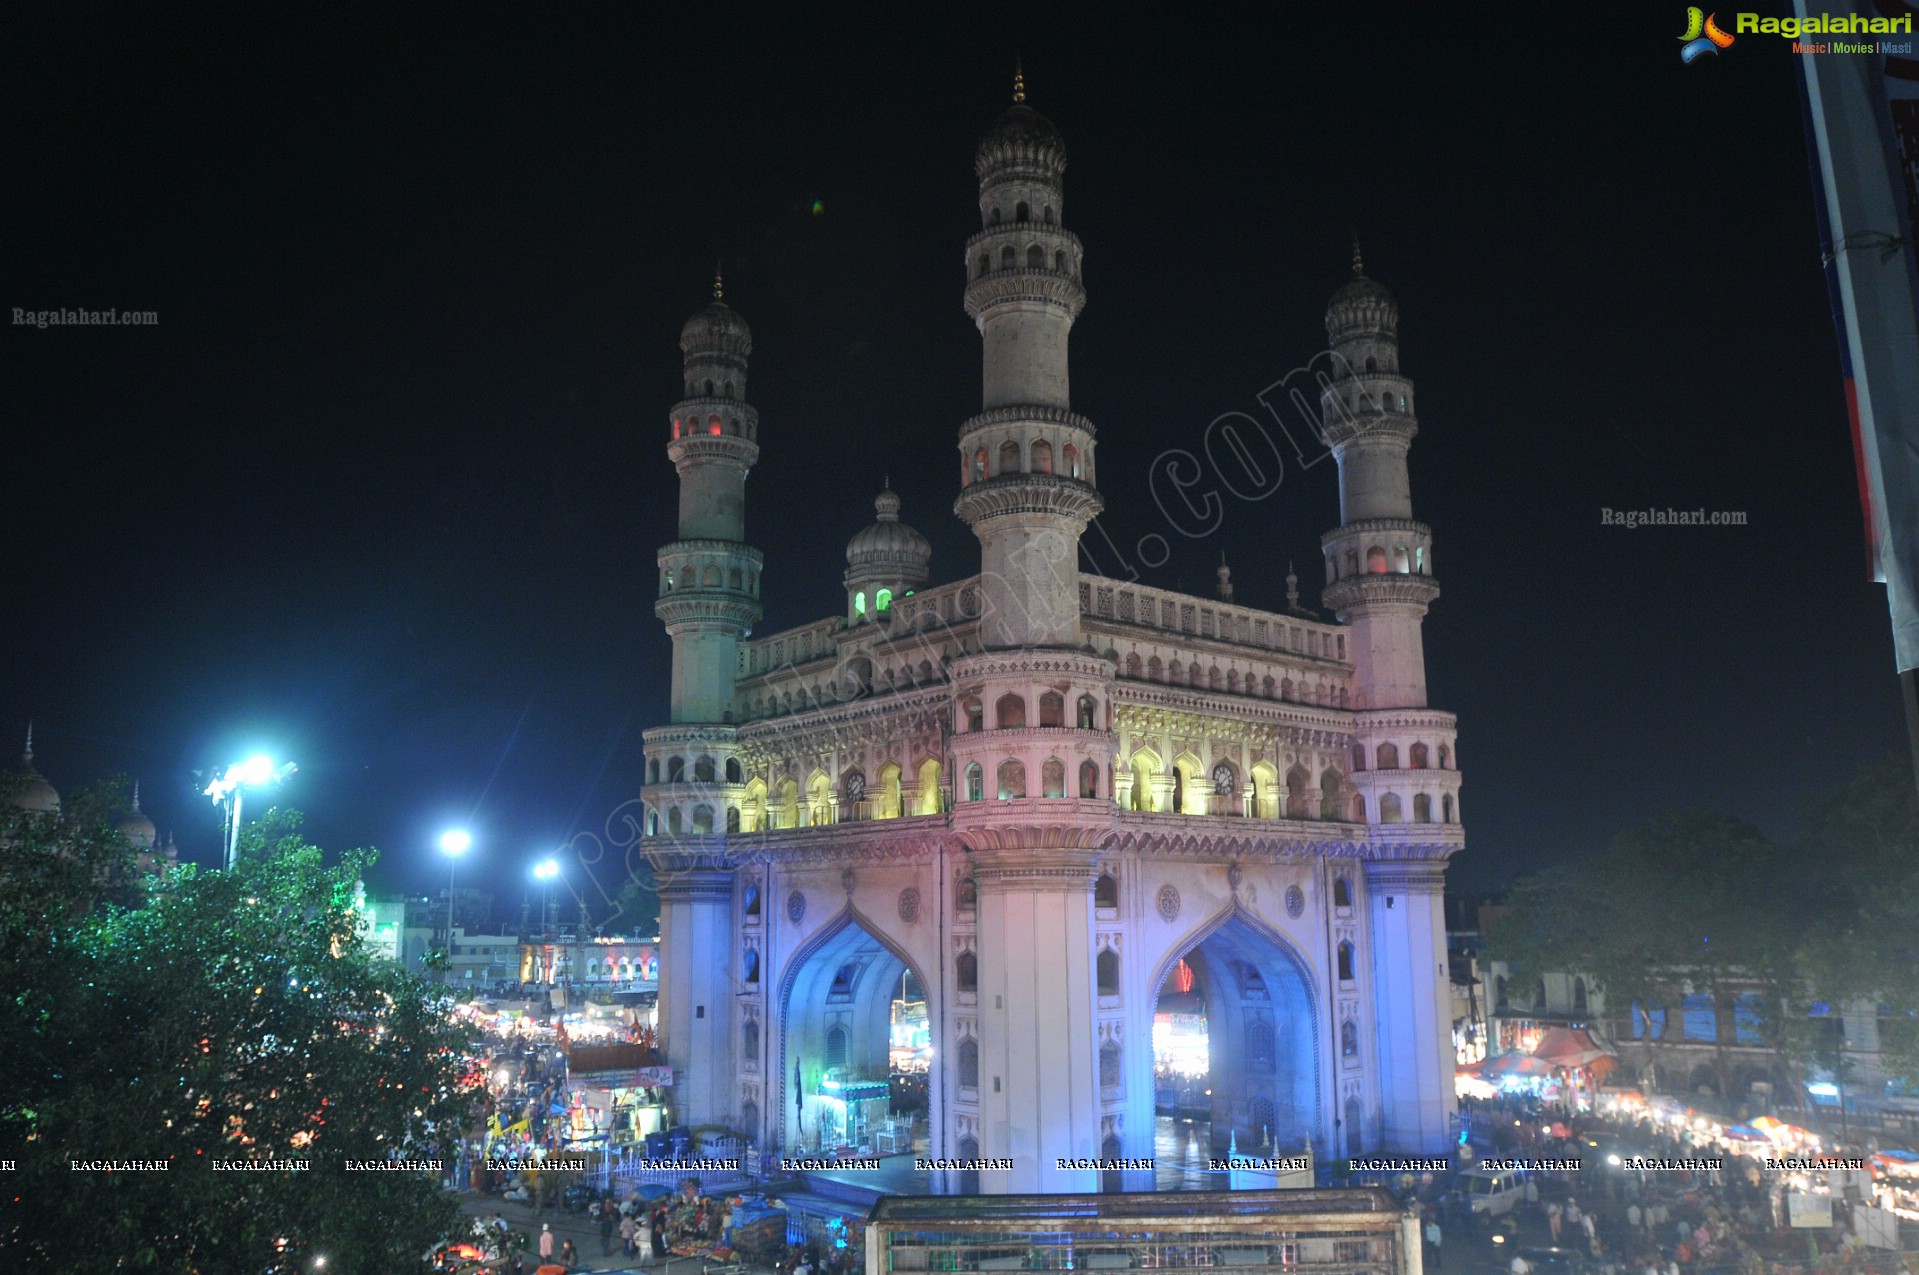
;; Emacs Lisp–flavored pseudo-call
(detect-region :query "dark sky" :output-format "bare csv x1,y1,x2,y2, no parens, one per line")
3,4,1903,909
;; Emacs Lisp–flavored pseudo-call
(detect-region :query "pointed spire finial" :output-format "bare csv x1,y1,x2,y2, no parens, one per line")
131,780,142,812
1286,560,1301,610
1013,57,1026,104
23,721,33,766
1351,232,1364,277
713,260,724,301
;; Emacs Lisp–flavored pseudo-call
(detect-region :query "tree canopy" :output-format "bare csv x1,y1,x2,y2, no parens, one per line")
1,796,483,1273
1486,757,1919,1094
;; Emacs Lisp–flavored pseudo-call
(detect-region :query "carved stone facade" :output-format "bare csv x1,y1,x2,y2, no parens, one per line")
641,80,1462,1195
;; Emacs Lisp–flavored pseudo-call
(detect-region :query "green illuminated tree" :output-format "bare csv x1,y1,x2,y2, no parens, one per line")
1,803,484,1274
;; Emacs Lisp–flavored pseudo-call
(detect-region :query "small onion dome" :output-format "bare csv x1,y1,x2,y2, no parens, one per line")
846,484,932,585
7,726,60,814
680,300,752,358
118,782,156,849
1325,273,1398,343
1326,242,1398,344
976,102,1067,179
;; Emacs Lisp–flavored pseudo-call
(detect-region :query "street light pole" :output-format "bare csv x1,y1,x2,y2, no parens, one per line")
534,857,561,1022
205,755,295,871
439,830,473,985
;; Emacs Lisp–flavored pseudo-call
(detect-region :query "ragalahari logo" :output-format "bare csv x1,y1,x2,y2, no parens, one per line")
1678,7,1736,62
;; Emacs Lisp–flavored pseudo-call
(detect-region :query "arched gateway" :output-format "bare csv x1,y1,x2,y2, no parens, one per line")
639,78,1463,1194
777,907,930,1153
1146,906,1320,1155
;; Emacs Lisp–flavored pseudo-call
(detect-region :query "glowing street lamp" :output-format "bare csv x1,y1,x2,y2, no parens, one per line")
205,754,296,871
440,829,473,983
533,857,559,939
529,860,560,1021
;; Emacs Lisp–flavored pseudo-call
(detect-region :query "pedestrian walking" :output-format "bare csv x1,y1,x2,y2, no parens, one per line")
560,1239,578,1269
1423,1214,1444,1271
540,1222,556,1260
602,1201,617,1255
1548,1200,1563,1243
1627,1203,1642,1232
620,1213,638,1258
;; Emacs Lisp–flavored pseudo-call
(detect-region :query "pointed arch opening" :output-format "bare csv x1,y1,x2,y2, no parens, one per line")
916,757,943,814
778,908,930,1153
1250,762,1280,819
997,758,1026,800
1150,907,1320,1158
1129,746,1163,812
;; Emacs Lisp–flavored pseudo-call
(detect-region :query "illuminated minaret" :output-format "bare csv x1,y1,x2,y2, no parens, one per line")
953,63,1101,649
947,69,1116,1195
657,270,763,724
1318,242,1462,1154
1319,240,1436,711
644,271,763,1129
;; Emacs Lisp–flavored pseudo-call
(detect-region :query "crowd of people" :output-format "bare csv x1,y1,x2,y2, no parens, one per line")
1436,1093,1917,1275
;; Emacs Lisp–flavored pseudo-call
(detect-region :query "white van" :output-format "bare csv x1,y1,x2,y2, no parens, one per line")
1459,1167,1526,1216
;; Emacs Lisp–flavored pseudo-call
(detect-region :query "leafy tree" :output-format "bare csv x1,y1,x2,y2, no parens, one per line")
609,861,661,938
1795,756,1919,1085
2,805,484,1273
1489,813,1804,1099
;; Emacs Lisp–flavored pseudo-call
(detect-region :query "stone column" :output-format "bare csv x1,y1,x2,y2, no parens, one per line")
972,848,1102,1192
652,852,736,1129
1363,859,1455,1154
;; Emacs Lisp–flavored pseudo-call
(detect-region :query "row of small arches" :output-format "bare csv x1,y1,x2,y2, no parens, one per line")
681,377,741,399
1120,653,1347,705
957,690,1102,733
1359,791,1457,824
643,779,1458,833
1351,741,1454,772
1326,544,1429,581
1336,388,1409,415
583,957,651,981
670,412,754,440
973,244,1076,279
960,757,1103,801
742,662,941,721
1122,751,1346,819
987,201,1055,225
961,436,1087,485
660,565,759,595
649,755,747,786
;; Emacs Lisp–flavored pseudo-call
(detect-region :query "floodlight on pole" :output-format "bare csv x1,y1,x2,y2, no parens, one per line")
533,856,560,939
439,829,474,983
206,755,296,871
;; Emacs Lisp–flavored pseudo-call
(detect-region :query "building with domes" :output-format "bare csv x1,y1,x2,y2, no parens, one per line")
640,77,1462,1194
6,726,62,816
3,727,180,876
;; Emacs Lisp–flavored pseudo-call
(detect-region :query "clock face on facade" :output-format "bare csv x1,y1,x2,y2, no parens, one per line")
844,771,865,802
1212,763,1235,795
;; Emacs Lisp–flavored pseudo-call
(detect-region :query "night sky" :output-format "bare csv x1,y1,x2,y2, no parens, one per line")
4,5,1903,912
